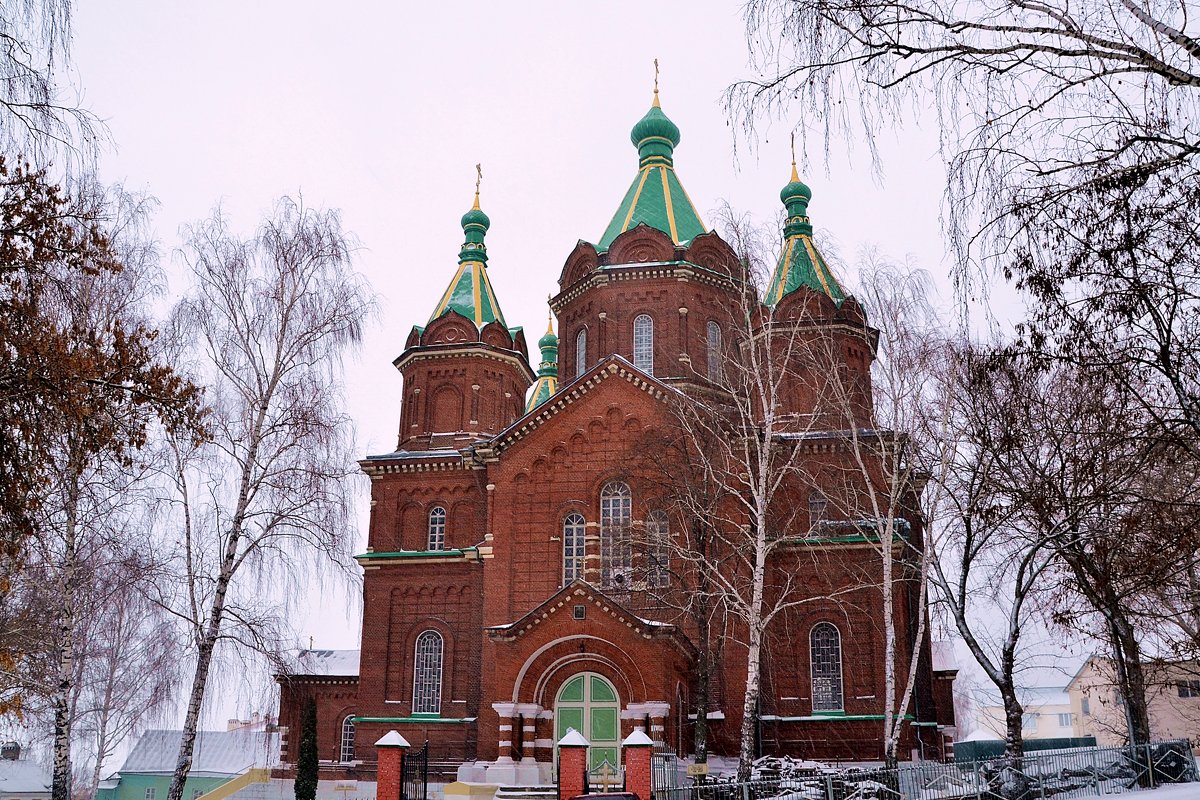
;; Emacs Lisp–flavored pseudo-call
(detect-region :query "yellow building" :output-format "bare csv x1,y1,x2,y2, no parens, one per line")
1067,656,1200,747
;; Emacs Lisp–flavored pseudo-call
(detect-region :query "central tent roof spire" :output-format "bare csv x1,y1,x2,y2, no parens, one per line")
596,63,707,252
427,166,511,328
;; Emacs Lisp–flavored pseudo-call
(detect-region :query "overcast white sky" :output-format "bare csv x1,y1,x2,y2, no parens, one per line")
65,2,1052,728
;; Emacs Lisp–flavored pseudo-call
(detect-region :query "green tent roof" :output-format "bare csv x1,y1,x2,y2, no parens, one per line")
525,317,559,412
597,94,707,252
427,192,511,328
764,165,846,307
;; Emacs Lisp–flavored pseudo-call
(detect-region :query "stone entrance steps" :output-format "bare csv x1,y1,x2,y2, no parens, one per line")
494,786,557,800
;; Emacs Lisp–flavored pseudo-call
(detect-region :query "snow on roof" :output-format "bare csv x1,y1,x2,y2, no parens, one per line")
363,449,461,461
288,649,361,677
119,730,279,776
0,759,51,794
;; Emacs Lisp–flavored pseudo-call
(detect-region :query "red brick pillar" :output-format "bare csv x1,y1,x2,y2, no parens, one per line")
557,729,590,800
375,731,410,800
622,730,654,800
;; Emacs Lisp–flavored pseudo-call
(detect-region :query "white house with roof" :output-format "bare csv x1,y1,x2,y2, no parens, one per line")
0,743,50,800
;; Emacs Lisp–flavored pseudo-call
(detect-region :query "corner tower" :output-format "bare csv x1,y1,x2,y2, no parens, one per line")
764,162,877,427
395,186,535,450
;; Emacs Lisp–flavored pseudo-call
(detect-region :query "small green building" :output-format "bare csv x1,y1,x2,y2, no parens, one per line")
97,729,279,800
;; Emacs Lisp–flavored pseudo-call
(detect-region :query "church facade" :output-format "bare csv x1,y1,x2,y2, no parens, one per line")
276,90,956,784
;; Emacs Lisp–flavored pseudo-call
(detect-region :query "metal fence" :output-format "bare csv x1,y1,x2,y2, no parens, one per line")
400,740,429,800
653,740,1198,800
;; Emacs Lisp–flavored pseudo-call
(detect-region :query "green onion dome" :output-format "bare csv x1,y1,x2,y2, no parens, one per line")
458,192,490,265
781,162,814,238
538,323,559,352
630,91,681,168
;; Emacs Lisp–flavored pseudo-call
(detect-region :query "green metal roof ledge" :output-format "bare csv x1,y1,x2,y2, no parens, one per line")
353,716,476,724
355,548,479,560
597,90,706,252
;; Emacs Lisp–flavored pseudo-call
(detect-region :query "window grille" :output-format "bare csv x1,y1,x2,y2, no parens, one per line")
633,315,654,375
808,492,827,533
563,513,586,583
600,481,632,588
646,510,670,587
1022,712,1039,730
145,789,156,800
576,329,588,378
1178,679,1200,698
428,506,446,550
339,716,355,762
706,321,722,383
810,622,844,712
413,630,443,714
1057,712,1072,728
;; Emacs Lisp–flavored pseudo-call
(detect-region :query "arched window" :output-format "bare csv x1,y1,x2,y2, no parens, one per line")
575,328,588,378
600,481,632,588
809,492,827,534
413,630,443,714
706,321,722,383
428,506,447,550
646,510,669,587
810,622,844,712
633,314,654,375
563,513,586,583
339,715,355,762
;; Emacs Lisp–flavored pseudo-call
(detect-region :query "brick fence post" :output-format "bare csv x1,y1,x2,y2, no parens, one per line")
622,729,654,800
557,728,590,800
375,731,410,800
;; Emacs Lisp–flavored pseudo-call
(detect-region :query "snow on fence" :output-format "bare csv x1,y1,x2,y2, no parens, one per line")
652,740,1198,800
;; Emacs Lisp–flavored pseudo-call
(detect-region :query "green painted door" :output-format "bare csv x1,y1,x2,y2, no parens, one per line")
555,672,621,771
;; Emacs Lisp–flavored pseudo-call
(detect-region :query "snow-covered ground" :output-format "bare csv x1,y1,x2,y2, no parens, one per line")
1123,784,1200,798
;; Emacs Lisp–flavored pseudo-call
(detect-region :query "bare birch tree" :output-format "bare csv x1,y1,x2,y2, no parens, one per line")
0,0,104,166
161,198,373,800
816,254,943,765
641,209,883,777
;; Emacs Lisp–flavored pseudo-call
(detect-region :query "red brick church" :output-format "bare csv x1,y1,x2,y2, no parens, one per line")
276,88,956,784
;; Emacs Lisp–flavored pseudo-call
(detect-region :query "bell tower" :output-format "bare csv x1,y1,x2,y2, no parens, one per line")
395,181,534,450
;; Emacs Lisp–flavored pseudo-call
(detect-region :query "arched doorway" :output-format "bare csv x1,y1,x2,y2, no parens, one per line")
555,672,621,770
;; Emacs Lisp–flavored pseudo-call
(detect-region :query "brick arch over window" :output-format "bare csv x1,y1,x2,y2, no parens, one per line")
575,327,588,378
562,512,586,583
600,481,632,589
427,505,447,550
632,314,654,374
338,715,355,762
413,629,445,714
427,383,463,432
810,622,844,712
